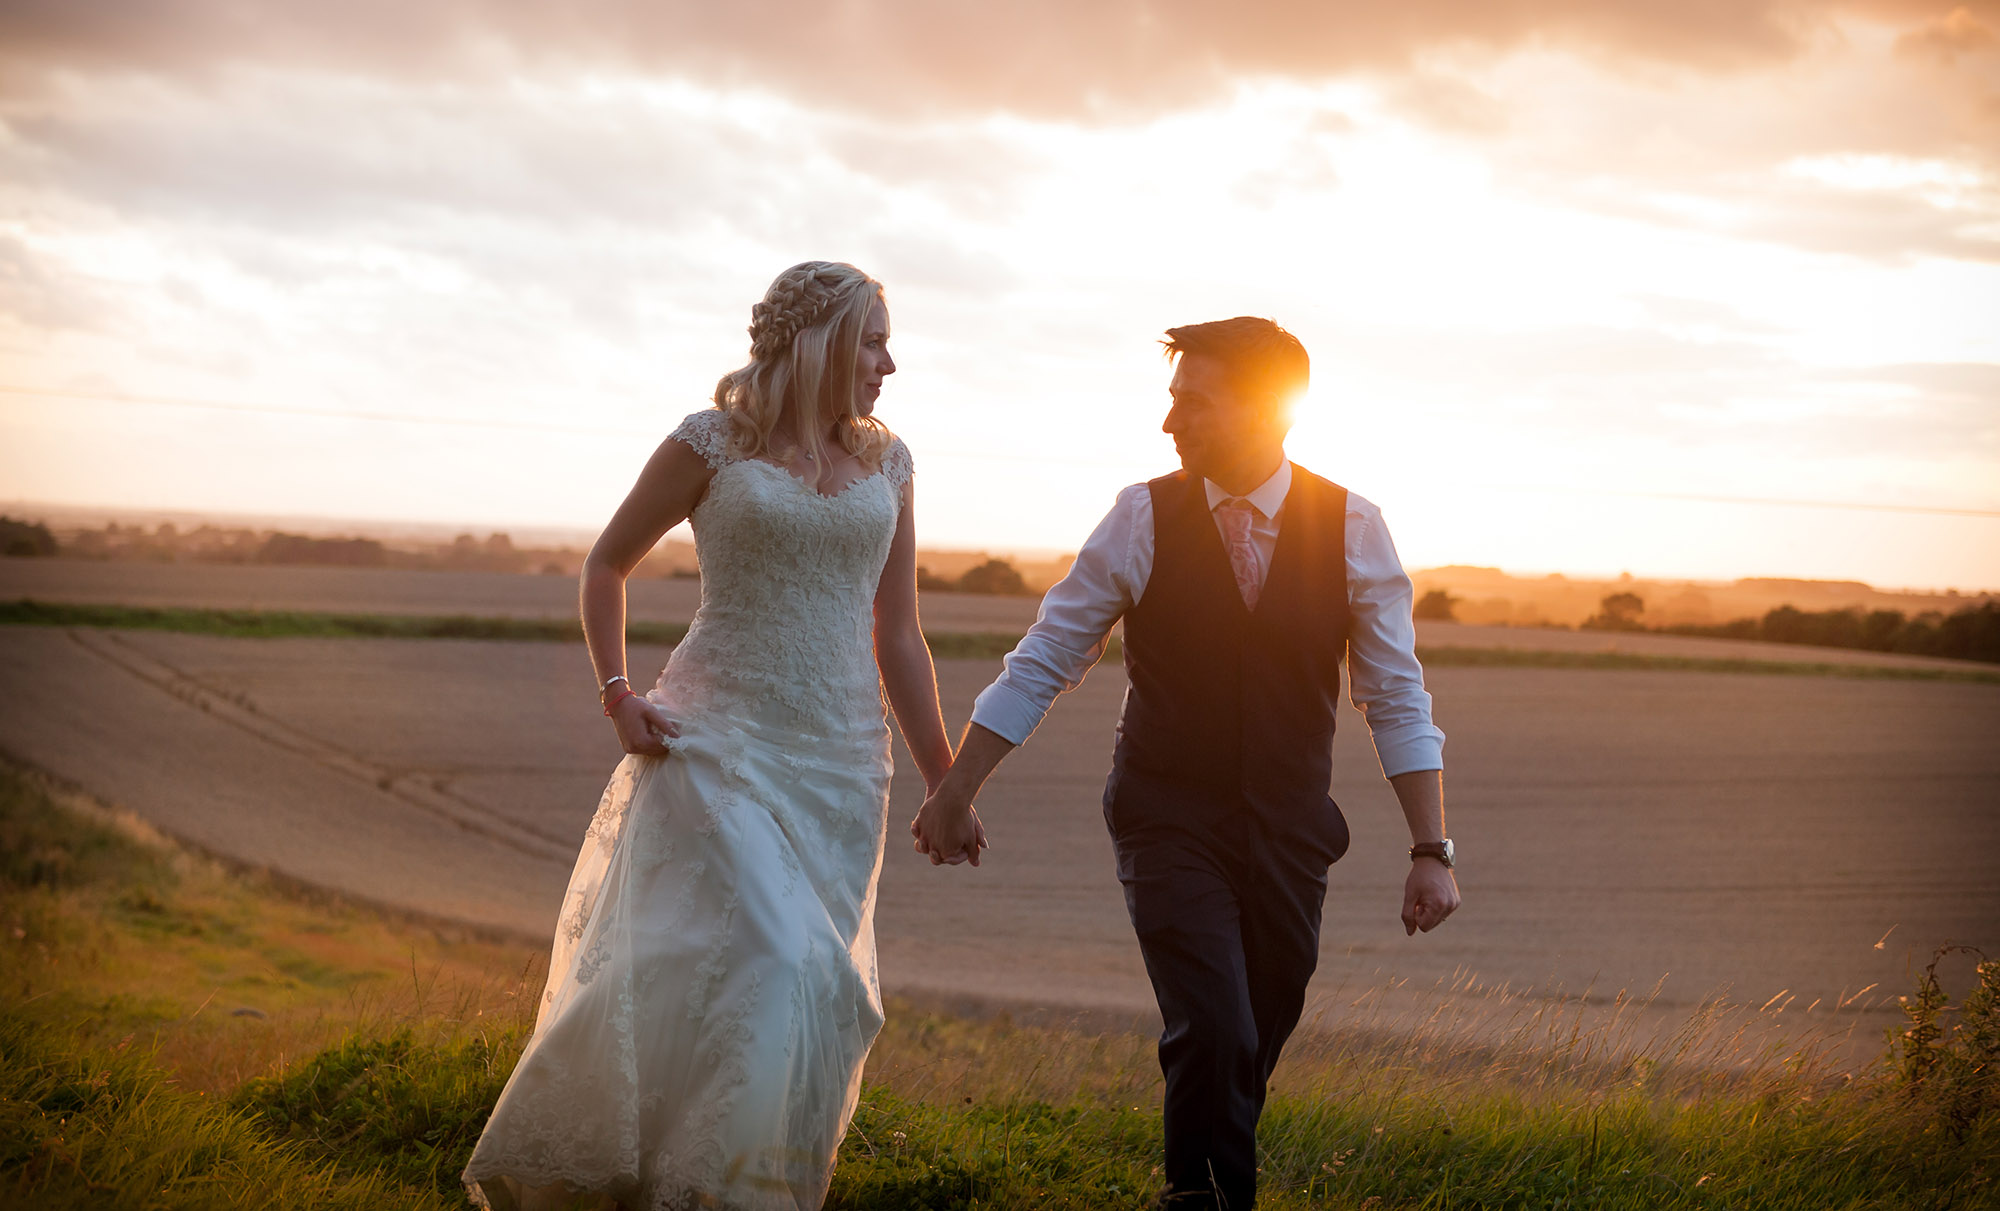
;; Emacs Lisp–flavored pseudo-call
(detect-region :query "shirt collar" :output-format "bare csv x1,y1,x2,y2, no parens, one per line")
1203,460,1292,520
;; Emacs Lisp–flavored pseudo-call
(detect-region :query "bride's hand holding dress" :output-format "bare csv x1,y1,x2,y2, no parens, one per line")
607,693,679,758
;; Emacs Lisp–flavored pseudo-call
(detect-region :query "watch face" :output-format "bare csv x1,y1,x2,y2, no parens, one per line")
1441,838,1455,866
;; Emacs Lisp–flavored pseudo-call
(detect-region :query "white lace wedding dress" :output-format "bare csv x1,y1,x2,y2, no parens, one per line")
463,409,912,1211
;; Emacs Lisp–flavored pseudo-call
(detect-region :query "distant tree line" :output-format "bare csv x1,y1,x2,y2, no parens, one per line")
0,516,58,557
1421,584,1998,664
918,558,1032,596
14,515,1055,590
1576,592,2000,664
1582,592,1647,631
254,533,388,567
1413,589,1458,621
25,520,618,577
1668,603,2000,663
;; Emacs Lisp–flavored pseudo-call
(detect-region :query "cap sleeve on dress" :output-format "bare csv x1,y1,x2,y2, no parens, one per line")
881,437,914,490
667,409,736,470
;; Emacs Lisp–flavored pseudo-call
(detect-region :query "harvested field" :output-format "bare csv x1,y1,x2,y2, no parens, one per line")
2,618,1994,1065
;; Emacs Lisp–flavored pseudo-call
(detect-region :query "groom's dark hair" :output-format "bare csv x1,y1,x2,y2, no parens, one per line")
1162,317,1310,416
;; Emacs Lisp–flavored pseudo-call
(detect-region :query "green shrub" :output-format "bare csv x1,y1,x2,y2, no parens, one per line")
1888,945,2000,1142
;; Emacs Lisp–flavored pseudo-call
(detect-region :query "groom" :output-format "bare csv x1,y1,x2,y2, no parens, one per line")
913,317,1458,1210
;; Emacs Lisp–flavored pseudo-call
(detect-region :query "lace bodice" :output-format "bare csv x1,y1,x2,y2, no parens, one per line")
656,409,911,730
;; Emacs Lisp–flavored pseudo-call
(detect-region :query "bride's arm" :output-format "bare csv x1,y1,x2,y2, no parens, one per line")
581,435,714,755
873,478,955,793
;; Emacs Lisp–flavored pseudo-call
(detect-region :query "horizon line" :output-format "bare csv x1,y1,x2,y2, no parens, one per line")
6,498,1996,599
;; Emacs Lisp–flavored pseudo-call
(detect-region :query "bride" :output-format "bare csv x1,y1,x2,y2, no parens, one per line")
463,262,970,1210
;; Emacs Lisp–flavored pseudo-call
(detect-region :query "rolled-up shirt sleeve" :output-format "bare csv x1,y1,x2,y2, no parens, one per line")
1345,494,1446,777
969,485,1145,745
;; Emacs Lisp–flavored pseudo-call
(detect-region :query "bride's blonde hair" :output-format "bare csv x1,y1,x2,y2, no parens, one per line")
712,261,892,469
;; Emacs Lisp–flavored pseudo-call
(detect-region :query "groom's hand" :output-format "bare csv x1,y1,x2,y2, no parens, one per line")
910,787,987,867
1402,859,1460,935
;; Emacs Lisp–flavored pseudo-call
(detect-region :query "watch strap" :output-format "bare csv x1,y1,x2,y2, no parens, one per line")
1409,840,1454,868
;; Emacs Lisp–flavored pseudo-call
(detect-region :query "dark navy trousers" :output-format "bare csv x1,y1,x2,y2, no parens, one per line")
1106,770,1344,1210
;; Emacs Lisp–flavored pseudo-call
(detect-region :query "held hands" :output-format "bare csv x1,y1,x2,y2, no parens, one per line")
909,786,989,867
1402,858,1460,936
610,693,681,757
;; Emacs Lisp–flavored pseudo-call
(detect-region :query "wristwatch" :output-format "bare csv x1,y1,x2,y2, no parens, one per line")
1409,839,1455,869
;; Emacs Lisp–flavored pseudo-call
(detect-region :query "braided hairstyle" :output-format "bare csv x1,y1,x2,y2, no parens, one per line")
712,261,892,469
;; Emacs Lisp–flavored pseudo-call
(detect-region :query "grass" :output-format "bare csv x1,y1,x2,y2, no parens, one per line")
0,598,1031,661
4,760,1997,1209
0,764,510,1209
9,597,2000,683
0,1006,449,1210
0,597,669,645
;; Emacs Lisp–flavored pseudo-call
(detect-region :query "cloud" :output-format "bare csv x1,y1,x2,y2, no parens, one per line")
1230,132,1343,208
0,74,785,233
0,63,1035,426
1545,173,2000,264
863,233,1022,295
1384,72,1509,136
1736,180,2000,262
1315,317,1788,429
1807,361,2000,455
0,232,112,332
814,120,1048,221
8,2,1996,274
1833,360,2000,405
1895,5,2000,61
1397,19,2000,264
1319,317,1998,476
1627,294,1792,337
4,1,1995,120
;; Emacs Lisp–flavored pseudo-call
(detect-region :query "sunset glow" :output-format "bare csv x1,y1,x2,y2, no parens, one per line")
1,2,1995,587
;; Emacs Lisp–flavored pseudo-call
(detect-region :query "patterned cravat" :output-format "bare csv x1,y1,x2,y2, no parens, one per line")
1215,497,1261,611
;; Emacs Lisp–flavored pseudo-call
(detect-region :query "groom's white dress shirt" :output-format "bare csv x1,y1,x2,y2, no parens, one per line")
968,460,1447,779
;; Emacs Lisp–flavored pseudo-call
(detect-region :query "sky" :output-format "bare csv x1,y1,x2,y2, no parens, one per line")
1,1,1996,590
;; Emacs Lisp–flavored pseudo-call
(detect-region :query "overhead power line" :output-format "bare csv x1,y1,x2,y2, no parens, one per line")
5,382,1998,520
